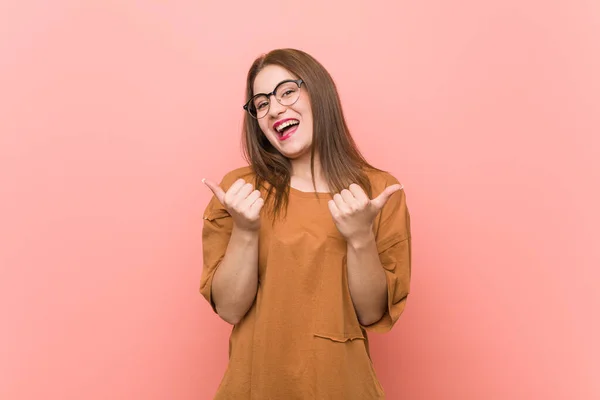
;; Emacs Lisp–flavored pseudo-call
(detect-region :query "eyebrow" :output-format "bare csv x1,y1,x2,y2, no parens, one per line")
253,79,295,97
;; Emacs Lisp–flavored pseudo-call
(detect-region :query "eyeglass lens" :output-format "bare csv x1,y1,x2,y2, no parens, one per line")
248,81,301,119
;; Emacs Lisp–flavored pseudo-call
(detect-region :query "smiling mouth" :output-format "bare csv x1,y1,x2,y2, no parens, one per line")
275,120,299,135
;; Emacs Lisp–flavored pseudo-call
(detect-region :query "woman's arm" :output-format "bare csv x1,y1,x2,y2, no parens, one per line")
327,181,406,327
211,226,259,325
202,178,264,325
346,232,388,326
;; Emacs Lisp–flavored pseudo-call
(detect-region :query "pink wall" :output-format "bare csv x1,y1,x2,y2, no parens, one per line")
1,1,598,399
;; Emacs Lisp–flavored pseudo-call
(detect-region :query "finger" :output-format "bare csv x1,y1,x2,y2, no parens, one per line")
239,189,262,210
328,199,340,219
248,196,264,217
227,179,247,197
202,178,226,204
333,193,350,214
234,183,255,204
340,188,357,207
348,183,369,205
371,184,404,210
224,179,249,205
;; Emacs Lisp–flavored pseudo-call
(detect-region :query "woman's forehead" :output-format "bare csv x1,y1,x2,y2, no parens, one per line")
253,65,298,94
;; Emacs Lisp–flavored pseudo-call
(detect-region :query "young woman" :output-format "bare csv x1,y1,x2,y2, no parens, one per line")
201,48,412,399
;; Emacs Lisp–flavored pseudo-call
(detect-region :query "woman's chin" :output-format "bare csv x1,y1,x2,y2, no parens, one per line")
279,146,311,161
266,135,312,160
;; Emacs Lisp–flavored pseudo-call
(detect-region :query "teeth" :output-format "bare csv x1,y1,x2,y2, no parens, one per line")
276,120,299,133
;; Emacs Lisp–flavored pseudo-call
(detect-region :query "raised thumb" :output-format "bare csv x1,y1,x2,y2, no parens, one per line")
371,184,403,210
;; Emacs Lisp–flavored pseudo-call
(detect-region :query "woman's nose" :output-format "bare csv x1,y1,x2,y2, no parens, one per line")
268,97,286,117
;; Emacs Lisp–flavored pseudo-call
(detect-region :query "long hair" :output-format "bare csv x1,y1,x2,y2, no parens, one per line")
241,48,379,221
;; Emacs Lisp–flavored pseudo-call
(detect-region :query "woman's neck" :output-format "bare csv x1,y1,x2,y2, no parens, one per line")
290,156,329,192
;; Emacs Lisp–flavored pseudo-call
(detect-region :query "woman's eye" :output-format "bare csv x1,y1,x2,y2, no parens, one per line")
257,102,268,110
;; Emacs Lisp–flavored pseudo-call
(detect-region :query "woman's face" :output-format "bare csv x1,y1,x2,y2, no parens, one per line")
252,64,314,161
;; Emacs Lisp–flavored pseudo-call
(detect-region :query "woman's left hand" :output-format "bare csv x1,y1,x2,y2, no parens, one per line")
328,183,404,244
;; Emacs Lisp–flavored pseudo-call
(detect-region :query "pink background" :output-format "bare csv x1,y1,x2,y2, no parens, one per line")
1,1,598,399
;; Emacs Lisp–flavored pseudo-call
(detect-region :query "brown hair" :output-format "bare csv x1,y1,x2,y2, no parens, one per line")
241,48,379,220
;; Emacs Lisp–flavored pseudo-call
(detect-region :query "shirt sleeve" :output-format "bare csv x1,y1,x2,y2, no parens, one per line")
362,175,412,333
199,178,234,313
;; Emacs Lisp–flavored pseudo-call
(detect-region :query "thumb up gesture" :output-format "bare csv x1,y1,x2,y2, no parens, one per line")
203,178,264,232
328,183,404,242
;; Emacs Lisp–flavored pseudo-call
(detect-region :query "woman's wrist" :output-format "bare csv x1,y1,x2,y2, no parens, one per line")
346,229,376,250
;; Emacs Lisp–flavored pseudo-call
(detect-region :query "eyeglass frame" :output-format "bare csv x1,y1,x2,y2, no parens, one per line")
243,79,304,119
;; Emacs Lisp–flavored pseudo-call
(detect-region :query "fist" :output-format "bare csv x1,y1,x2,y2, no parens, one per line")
203,178,264,232
328,183,403,241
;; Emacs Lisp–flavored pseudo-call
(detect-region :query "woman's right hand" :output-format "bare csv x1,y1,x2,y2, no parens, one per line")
202,178,264,232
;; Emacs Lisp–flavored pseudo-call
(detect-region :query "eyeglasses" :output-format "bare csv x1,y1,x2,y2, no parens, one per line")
243,79,304,119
